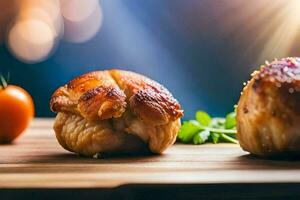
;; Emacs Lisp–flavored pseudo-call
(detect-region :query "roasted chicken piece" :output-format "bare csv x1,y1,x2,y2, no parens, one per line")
50,69,183,156
237,57,300,156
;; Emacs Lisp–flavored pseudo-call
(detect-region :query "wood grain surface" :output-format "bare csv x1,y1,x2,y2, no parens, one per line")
1,119,300,189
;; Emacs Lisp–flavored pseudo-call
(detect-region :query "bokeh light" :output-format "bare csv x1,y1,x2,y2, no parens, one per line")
8,19,55,63
61,0,103,43
2,0,102,63
18,0,63,37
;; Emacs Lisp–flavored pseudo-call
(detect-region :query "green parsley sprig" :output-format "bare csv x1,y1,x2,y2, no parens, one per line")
178,107,238,144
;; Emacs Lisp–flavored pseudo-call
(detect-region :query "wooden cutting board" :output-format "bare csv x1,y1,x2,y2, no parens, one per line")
1,119,300,189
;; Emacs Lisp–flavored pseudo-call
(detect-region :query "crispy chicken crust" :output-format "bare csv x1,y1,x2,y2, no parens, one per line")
237,57,300,156
50,69,183,156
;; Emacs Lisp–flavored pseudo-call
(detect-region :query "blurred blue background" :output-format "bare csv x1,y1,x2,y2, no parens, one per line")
1,0,300,118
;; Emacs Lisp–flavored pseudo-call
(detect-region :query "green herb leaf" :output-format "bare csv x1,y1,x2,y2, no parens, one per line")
210,117,225,128
220,133,238,144
196,111,212,126
178,120,202,143
211,132,220,144
225,112,236,129
206,127,237,134
177,107,238,145
233,104,237,113
193,129,210,144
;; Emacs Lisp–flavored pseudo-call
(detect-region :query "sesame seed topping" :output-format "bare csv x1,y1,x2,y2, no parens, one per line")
258,57,300,83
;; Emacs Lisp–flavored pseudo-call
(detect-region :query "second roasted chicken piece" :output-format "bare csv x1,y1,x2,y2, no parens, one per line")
237,57,300,156
50,69,183,156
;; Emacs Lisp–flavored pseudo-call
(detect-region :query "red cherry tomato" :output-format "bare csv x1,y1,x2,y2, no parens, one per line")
0,85,34,143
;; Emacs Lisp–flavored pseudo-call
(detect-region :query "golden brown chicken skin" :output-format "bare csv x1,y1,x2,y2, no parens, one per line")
50,69,183,156
237,57,300,156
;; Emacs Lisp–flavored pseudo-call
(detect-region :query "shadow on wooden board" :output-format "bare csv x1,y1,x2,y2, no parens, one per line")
1,183,300,200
